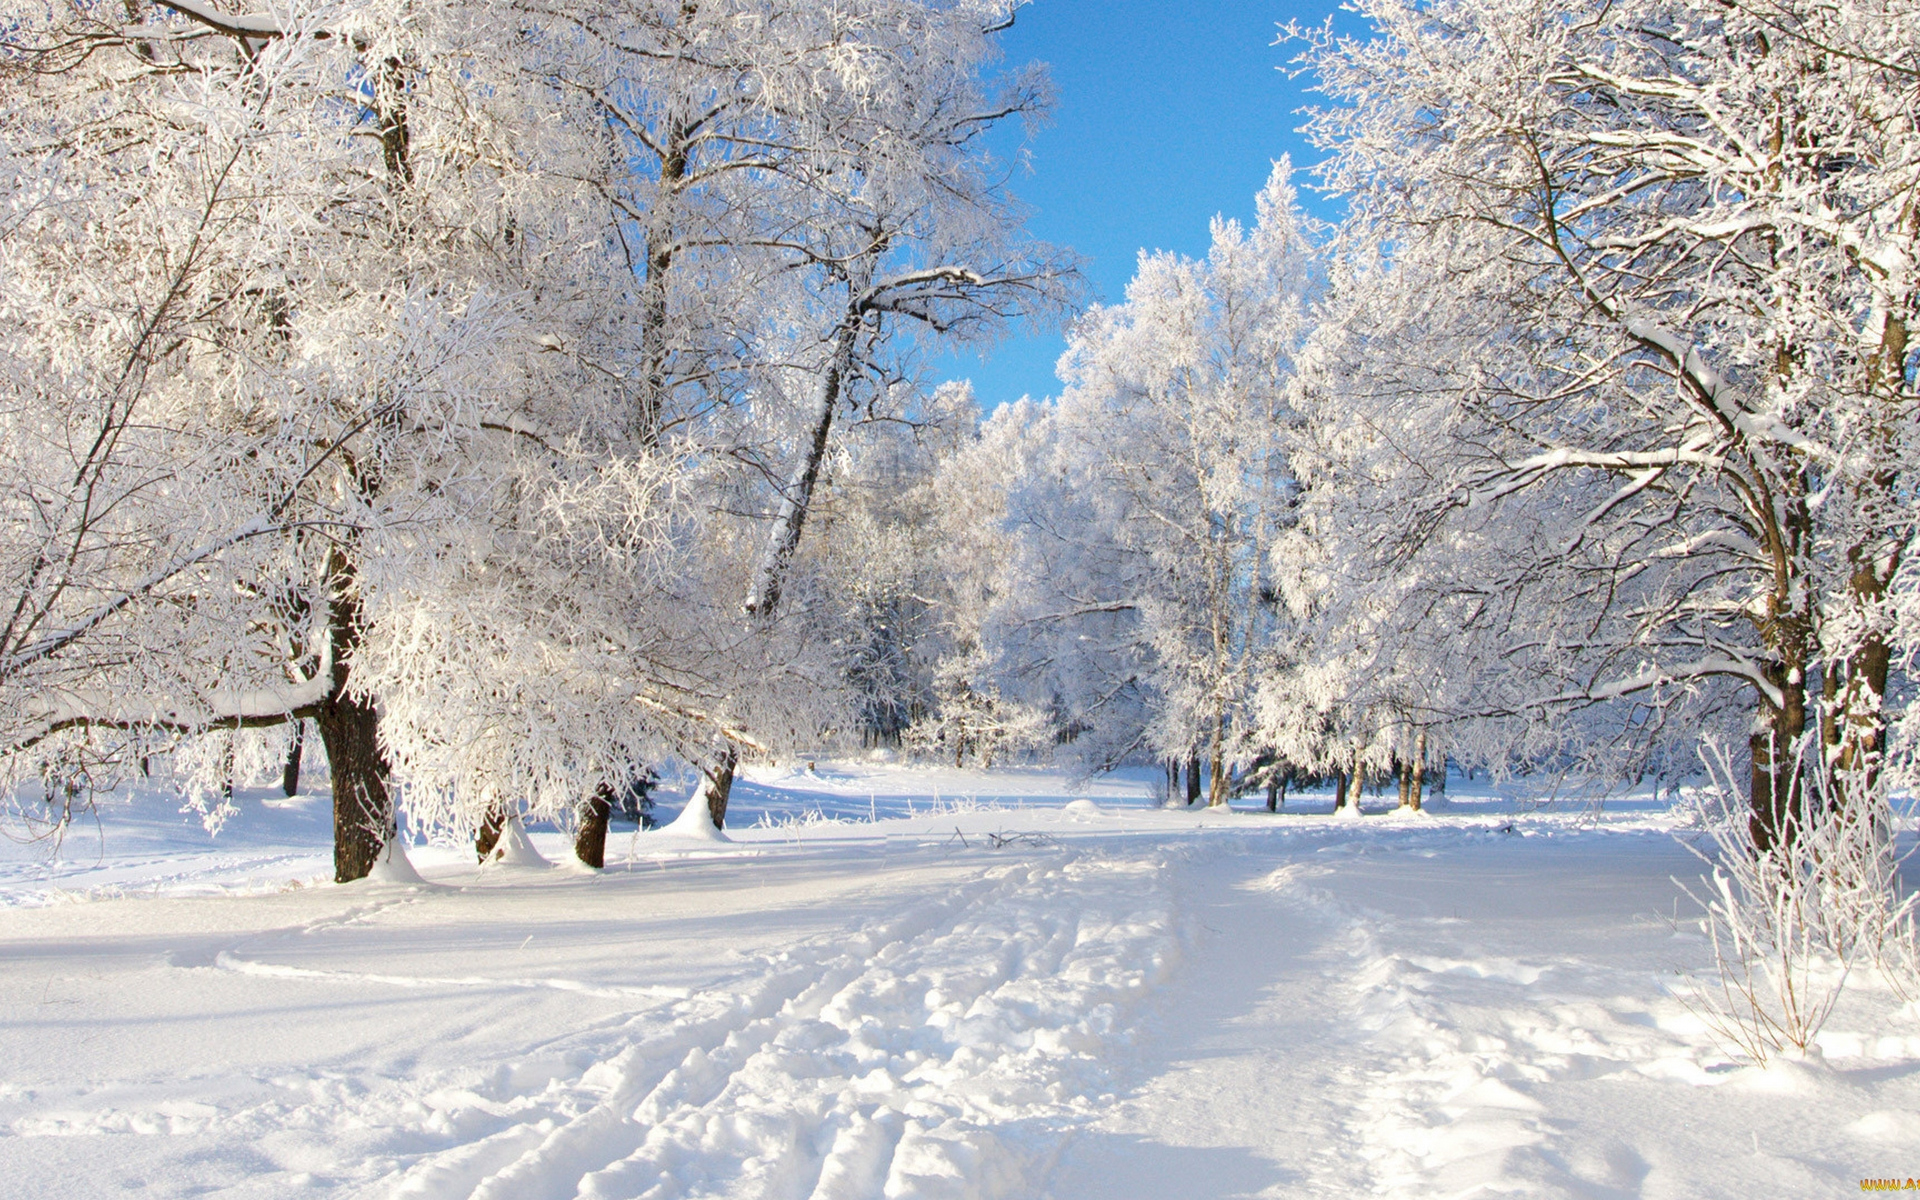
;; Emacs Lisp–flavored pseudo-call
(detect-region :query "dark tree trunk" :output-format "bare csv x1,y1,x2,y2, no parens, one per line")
281,720,304,797
575,786,613,868
315,553,392,883
1396,758,1412,808
315,689,392,883
1749,659,1809,855
475,804,507,862
1334,769,1349,812
1185,754,1201,806
701,748,738,830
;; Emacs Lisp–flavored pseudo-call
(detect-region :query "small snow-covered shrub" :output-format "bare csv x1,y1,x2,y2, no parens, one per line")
1677,747,1920,1062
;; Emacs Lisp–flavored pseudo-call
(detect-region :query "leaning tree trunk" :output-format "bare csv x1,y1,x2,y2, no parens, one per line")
693,318,862,827
575,785,613,868
1830,355,1902,822
743,321,859,623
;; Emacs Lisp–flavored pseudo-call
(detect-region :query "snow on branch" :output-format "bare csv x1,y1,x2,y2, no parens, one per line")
1550,655,1785,712
154,0,289,38
0,515,289,684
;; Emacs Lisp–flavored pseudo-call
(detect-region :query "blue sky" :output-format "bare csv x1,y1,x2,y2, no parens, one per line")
929,0,1350,410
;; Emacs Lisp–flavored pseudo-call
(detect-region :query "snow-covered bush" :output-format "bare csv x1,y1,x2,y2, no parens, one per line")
1679,747,1920,1061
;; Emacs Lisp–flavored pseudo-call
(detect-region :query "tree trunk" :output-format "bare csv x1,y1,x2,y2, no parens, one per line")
281,719,304,797
475,803,507,862
701,748,737,830
315,551,392,883
1185,753,1201,806
1748,659,1809,854
744,320,859,620
633,116,693,445
691,318,864,827
1207,741,1229,807
1825,304,1908,823
1408,730,1426,811
575,785,613,868
315,688,392,883
1396,758,1412,808
1166,758,1181,807
1333,769,1349,812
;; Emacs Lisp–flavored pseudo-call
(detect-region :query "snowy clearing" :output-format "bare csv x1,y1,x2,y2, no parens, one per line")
3,764,1917,1199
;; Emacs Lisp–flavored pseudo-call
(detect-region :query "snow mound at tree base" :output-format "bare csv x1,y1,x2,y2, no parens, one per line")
484,816,552,868
365,838,426,885
658,791,732,842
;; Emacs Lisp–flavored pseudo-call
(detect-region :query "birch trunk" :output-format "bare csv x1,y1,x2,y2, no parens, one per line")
1408,730,1426,811
1207,714,1229,807
633,113,693,445
743,320,859,621
693,318,862,828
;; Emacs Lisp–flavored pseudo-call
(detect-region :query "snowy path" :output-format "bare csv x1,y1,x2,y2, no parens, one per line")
3,769,1919,1198
1052,833,1920,1198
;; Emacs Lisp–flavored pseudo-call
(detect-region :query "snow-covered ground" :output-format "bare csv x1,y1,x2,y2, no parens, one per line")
2,762,1917,1198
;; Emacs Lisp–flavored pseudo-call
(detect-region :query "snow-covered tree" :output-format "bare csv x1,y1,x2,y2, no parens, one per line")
666,0,1079,828
1289,0,1920,843
944,165,1317,800
1,0,1078,870
0,0,640,876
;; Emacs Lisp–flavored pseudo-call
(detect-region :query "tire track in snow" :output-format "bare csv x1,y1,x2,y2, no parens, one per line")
382,849,1178,1200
